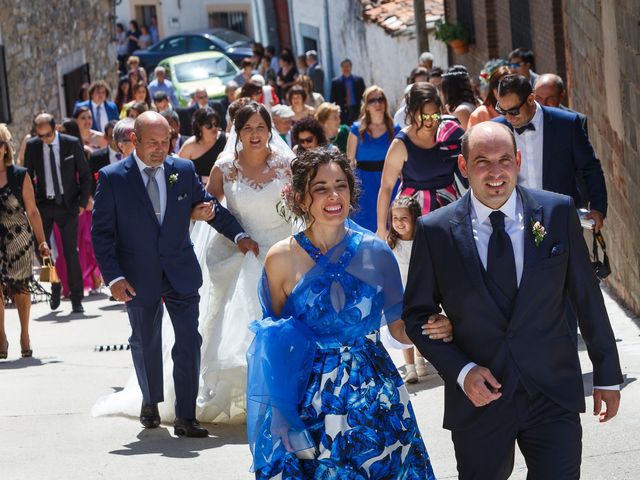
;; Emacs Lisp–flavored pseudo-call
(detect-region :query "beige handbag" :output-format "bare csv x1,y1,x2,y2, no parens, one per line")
40,257,60,284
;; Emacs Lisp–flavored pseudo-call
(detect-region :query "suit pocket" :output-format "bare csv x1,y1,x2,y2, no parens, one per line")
538,252,568,270
63,155,75,162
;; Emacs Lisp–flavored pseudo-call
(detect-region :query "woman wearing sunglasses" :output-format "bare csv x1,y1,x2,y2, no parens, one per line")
346,85,400,232
376,82,465,239
291,116,331,154
178,107,227,184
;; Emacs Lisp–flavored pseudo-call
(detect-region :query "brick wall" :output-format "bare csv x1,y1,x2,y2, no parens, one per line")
565,0,640,314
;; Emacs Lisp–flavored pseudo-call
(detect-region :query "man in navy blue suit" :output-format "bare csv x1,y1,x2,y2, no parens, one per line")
404,122,622,479
92,112,256,437
74,80,119,132
330,59,366,125
493,74,606,232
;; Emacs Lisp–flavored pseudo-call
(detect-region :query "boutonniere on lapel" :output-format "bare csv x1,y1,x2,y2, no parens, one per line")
168,173,178,187
531,219,547,247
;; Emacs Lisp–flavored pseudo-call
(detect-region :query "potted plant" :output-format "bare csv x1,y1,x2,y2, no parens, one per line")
433,20,470,54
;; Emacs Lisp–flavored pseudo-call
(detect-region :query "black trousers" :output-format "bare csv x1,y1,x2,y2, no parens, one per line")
39,200,83,303
452,387,582,480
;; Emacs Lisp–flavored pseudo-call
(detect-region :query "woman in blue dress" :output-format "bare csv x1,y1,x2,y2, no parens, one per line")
346,86,400,232
247,149,448,479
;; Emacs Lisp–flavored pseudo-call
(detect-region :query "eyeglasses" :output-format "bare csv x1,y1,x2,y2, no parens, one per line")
508,62,522,69
495,97,528,116
37,130,55,139
298,136,315,145
419,113,441,123
367,96,385,105
203,123,218,129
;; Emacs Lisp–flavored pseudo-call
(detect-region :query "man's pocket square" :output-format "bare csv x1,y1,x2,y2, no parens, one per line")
177,193,188,201
64,155,74,161
550,243,565,256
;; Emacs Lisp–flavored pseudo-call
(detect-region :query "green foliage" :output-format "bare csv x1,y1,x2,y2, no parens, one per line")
433,20,469,43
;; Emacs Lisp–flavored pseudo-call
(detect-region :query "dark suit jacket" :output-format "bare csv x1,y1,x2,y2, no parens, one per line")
74,100,119,131
24,133,91,210
330,74,366,109
176,101,223,136
89,147,112,195
403,187,623,431
493,105,607,215
307,62,325,94
91,155,243,306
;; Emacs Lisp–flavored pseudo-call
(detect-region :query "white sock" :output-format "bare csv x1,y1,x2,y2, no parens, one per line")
405,364,416,373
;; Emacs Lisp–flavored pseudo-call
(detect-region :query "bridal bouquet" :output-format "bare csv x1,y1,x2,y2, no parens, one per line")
276,183,303,226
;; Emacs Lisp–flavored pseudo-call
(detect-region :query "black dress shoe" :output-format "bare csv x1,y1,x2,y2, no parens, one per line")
50,283,61,310
174,418,209,437
140,402,161,428
71,302,84,313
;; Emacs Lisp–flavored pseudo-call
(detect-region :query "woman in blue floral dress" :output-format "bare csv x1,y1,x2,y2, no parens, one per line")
246,149,443,479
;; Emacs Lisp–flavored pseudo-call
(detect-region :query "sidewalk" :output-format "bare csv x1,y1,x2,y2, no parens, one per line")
1,287,639,479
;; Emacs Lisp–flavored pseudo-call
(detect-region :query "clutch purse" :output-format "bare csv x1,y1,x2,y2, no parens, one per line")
40,257,60,284
591,231,611,280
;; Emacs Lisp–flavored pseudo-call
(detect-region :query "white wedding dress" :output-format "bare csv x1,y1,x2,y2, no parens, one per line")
92,148,296,424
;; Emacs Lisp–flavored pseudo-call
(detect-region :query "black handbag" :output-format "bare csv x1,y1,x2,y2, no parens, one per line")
591,231,611,280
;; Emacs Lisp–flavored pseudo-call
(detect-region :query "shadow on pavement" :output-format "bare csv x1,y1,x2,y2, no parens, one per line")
582,372,635,397
110,424,247,458
405,373,444,395
33,310,101,323
0,356,62,370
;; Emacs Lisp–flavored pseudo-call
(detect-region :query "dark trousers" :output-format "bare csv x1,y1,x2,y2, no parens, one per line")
452,387,582,480
39,201,83,303
126,275,202,420
341,104,360,126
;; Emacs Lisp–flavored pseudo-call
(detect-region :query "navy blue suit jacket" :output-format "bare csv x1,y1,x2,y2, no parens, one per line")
403,187,622,431
74,100,119,131
493,105,607,216
91,155,243,306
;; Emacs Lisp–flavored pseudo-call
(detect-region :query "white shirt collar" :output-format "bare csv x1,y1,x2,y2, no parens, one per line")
46,132,60,148
91,100,104,109
529,101,543,129
470,188,518,225
133,151,165,173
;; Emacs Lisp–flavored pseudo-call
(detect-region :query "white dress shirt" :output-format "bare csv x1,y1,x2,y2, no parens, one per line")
42,132,64,197
91,100,109,133
456,189,619,392
108,146,122,164
134,152,167,224
515,101,544,189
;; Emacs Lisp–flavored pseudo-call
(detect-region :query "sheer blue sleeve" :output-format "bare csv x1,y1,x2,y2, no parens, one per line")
246,271,317,471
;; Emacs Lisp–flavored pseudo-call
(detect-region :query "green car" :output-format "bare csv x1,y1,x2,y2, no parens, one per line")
159,51,239,107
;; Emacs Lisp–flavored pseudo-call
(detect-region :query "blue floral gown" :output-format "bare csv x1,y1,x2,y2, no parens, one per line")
247,225,436,479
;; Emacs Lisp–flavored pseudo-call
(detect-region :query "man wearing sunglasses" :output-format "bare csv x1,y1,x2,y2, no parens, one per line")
507,48,539,88
24,113,91,313
493,74,607,234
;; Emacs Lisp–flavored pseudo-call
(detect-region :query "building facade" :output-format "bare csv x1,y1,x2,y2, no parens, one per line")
0,0,118,140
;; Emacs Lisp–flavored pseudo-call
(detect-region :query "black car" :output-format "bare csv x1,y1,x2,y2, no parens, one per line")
133,28,253,71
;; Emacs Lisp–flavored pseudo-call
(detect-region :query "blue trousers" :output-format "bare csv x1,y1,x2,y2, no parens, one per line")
126,275,202,420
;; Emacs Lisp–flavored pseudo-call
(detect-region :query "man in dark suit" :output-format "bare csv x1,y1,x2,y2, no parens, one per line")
493,74,606,232
330,59,366,125
24,113,91,313
176,83,236,136
89,121,120,195
404,122,622,479
74,80,119,132
92,112,256,437
305,50,324,94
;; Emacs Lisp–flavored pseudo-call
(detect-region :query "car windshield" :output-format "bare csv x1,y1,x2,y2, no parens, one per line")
210,30,251,48
174,57,237,83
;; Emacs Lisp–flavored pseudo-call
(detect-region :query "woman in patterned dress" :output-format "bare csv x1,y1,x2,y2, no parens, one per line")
247,149,448,479
0,124,50,359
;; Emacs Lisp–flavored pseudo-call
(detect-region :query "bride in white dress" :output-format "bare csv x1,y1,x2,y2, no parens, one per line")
92,102,296,424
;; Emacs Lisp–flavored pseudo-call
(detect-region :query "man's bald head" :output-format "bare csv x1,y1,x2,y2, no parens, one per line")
534,73,565,107
461,122,516,161
133,111,171,167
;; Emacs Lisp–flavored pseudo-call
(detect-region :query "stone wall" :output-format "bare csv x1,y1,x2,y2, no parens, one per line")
565,0,640,314
0,0,118,140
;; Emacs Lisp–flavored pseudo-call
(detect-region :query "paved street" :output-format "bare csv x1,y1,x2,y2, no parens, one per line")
1,287,639,480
